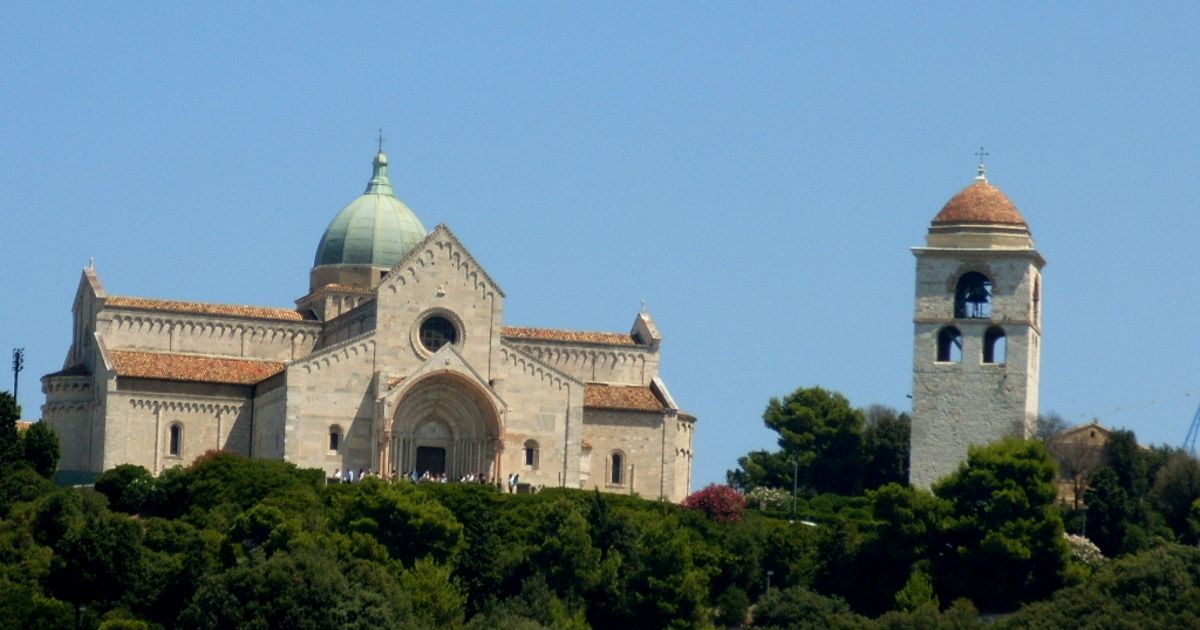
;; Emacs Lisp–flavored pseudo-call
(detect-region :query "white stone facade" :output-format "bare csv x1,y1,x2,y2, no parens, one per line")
42,168,695,501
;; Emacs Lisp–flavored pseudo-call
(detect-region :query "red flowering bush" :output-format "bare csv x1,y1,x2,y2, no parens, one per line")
682,484,746,523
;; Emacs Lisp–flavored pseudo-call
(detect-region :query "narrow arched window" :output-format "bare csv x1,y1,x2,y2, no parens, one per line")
523,440,539,469
984,327,1007,364
168,423,182,457
610,452,624,485
329,425,342,452
954,272,992,319
1033,276,1041,325
936,326,963,363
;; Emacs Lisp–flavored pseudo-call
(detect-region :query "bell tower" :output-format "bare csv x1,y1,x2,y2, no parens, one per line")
909,159,1045,488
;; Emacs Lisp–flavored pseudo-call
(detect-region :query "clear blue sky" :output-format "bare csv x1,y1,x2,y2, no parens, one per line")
4,4,1200,488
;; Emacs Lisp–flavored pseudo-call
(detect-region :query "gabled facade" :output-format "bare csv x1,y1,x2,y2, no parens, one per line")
43,150,695,501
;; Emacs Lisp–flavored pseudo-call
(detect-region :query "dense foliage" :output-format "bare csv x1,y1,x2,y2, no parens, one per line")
3,385,1200,627
727,387,910,496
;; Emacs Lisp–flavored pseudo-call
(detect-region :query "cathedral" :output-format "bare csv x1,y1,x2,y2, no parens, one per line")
42,149,696,501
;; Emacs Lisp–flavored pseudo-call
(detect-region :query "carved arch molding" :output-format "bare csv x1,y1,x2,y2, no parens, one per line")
383,374,501,480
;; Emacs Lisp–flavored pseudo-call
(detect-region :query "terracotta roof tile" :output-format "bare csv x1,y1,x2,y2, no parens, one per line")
584,384,666,412
109,350,285,385
502,326,638,347
105,296,305,321
932,181,1027,226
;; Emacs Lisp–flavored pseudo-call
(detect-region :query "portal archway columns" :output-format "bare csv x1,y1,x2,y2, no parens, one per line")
374,344,507,478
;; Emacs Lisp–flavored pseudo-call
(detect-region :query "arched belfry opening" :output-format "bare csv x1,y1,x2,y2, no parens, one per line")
983,326,1007,364
386,373,502,480
936,326,963,363
954,272,992,319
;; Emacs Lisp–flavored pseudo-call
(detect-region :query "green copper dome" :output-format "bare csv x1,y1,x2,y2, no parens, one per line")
314,151,428,268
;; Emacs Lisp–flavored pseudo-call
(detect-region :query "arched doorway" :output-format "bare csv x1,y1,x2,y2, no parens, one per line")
413,419,452,476
387,373,501,481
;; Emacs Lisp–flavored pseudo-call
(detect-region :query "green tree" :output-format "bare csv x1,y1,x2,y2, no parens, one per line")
728,386,866,495
95,464,156,514
47,511,145,617
622,516,709,629
0,580,74,630
526,500,602,606
228,504,301,557
727,449,792,493
1084,429,1166,556
333,478,463,566
1084,467,1132,556
714,586,750,627
0,464,55,517
398,558,466,629
846,484,949,615
997,544,1200,629
863,407,911,490
933,438,1069,611
1149,451,1200,543
20,422,59,479
174,451,324,515
0,392,21,468
178,548,412,630
750,586,866,629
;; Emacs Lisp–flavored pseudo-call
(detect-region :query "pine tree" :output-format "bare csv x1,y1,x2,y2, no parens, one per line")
0,391,22,468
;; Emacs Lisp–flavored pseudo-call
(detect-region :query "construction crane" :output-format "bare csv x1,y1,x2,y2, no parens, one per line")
1185,403,1200,457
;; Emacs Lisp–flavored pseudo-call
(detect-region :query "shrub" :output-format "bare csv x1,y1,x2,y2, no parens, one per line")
683,484,746,523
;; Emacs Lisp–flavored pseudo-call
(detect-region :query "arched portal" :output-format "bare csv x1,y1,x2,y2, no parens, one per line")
387,373,502,481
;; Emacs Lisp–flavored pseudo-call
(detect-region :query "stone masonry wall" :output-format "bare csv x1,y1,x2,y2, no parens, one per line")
909,249,1041,489
582,408,675,501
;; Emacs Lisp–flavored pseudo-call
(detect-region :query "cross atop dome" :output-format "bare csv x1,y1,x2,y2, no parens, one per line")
974,146,989,182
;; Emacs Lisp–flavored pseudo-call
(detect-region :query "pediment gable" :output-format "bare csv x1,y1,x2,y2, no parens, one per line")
377,224,504,301
379,342,506,414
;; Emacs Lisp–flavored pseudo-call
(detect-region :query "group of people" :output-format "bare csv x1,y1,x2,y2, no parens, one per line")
406,469,491,484
327,467,493,485
325,468,539,494
330,468,384,483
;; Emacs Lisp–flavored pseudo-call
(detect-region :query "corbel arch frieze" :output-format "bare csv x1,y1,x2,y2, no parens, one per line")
297,335,375,375
43,402,91,414
129,398,243,416
43,377,92,394
505,342,647,375
498,343,581,393
110,313,316,345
